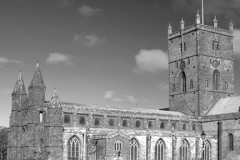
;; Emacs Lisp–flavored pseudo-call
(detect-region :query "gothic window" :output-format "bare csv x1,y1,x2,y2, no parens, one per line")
192,124,196,131
39,139,44,154
109,119,114,126
94,118,100,126
130,139,138,160
155,139,165,160
39,111,43,123
79,116,85,125
216,41,220,50
213,70,220,91
68,136,81,160
203,140,211,160
184,42,186,51
188,59,190,65
136,120,141,128
205,79,208,87
114,141,122,155
180,140,189,160
160,122,165,129
122,119,127,127
180,72,186,93
176,62,178,68
229,133,234,151
180,43,182,52
172,84,175,92
212,41,215,50
225,81,228,90
172,122,176,130
148,121,153,129
182,123,186,130
64,114,70,124
190,79,193,89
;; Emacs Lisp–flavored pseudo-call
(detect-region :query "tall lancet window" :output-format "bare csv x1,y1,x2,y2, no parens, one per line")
203,140,211,160
180,71,186,93
155,139,165,160
68,136,81,160
213,70,220,91
130,139,138,160
180,140,189,160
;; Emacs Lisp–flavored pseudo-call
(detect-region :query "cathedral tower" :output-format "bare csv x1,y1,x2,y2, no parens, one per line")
168,13,234,116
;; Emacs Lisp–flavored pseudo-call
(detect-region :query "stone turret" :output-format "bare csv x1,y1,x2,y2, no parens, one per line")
229,21,234,32
214,16,217,28
196,10,200,24
168,24,172,35
180,18,185,30
28,62,46,106
10,71,27,125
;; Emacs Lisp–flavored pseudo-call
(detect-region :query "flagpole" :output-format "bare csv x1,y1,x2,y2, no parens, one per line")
202,0,204,25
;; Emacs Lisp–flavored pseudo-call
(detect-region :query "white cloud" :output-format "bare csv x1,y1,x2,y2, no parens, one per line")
134,49,168,73
233,29,240,56
104,91,115,100
46,53,73,65
73,34,106,47
125,95,138,104
0,57,23,67
78,6,101,17
103,91,138,104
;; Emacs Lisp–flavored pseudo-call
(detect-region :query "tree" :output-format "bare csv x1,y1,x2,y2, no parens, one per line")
0,127,8,160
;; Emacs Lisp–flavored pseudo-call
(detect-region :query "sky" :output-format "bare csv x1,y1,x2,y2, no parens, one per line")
1,0,240,127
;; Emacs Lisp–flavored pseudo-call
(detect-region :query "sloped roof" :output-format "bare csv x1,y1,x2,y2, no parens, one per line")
206,96,240,115
60,101,188,118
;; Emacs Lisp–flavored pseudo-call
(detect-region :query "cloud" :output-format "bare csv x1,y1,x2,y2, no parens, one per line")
125,95,138,104
103,91,138,104
104,91,115,100
46,53,73,65
0,57,23,67
73,34,107,47
134,49,168,73
78,5,101,17
233,29,240,56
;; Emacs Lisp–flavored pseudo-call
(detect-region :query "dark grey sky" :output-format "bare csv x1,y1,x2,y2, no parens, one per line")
1,0,240,127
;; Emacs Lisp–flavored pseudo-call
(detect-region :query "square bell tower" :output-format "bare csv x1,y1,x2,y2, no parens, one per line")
168,12,234,116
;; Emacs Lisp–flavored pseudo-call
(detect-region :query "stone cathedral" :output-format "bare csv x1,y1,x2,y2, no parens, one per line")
7,12,240,160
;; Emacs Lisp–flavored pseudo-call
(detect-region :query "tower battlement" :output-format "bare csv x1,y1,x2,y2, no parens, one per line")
168,23,233,40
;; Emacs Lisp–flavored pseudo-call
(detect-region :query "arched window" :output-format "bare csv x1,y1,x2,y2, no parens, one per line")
64,115,70,123
190,79,193,89
203,140,211,160
39,139,44,154
79,116,85,125
148,121,153,129
94,118,100,126
160,122,165,129
182,124,186,130
180,72,186,93
136,120,141,128
213,70,220,91
109,119,114,126
130,139,138,160
155,139,165,160
205,79,208,87
192,124,196,131
68,136,81,160
180,140,189,160
229,133,234,151
225,81,228,90
122,120,127,127
172,122,176,130
114,141,122,155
